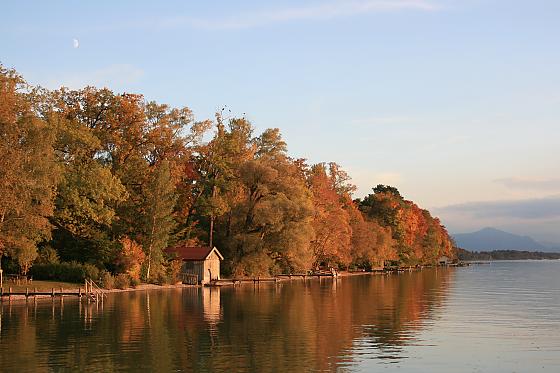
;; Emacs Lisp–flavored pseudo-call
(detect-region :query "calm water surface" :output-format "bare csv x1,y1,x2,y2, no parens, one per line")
1,261,559,372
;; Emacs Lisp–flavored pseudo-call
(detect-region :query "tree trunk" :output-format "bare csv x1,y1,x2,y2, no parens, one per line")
146,214,157,281
209,185,217,247
209,216,214,248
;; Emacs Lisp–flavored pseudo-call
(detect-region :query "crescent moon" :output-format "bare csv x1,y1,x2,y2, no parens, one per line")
73,38,79,49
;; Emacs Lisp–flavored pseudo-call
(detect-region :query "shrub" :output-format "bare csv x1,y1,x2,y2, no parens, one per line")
30,261,101,283
155,271,171,285
233,252,274,277
115,237,145,282
167,259,182,284
83,263,100,281
15,242,38,275
99,271,114,290
129,276,141,288
115,273,130,289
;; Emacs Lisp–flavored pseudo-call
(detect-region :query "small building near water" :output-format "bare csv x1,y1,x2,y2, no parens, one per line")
166,246,223,285
438,255,450,266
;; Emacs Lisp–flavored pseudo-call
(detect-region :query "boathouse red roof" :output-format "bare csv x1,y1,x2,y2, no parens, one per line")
165,246,223,261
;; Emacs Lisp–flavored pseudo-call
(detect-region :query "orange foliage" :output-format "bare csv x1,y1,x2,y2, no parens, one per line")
116,236,146,280
362,190,455,265
308,164,352,267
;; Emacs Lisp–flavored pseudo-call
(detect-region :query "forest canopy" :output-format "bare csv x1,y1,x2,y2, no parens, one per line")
0,65,455,281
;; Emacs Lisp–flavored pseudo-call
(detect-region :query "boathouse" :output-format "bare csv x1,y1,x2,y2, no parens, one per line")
166,246,223,285
438,255,450,266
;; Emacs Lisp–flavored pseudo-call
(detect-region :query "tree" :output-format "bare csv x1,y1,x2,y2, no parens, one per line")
193,114,255,247
308,163,352,268
37,89,129,265
253,128,287,159
211,127,315,276
373,184,401,198
359,186,454,265
348,206,396,268
0,66,58,274
225,157,315,275
142,160,177,280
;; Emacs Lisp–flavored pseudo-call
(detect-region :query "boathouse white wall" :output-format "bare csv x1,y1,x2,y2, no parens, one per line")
181,249,222,284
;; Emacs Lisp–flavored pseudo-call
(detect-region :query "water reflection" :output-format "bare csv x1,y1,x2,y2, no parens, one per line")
0,268,454,372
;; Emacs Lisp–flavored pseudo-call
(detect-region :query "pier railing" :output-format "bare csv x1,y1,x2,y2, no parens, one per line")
84,279,106,302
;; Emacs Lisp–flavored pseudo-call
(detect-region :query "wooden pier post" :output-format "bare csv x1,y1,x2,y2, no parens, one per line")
51,288,55,297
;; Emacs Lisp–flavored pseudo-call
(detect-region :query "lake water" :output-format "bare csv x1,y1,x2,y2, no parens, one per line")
1,261,559,372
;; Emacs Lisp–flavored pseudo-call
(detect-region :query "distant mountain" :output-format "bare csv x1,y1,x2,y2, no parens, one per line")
453,227,548,251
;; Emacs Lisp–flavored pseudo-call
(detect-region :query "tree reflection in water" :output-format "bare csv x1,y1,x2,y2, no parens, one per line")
0,268,453,372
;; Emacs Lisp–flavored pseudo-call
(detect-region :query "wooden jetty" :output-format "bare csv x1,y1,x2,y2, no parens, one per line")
207,272,340,286
0,279,106,302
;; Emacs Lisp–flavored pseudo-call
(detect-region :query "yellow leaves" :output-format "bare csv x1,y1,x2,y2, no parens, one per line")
0,66,58,270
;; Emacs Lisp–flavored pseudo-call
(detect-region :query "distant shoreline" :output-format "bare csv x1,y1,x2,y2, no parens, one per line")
456,248,560,261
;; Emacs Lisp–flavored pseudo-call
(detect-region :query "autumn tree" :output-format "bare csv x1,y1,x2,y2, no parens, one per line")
0,66,58,274
308,163,352,268
0,65,457,279
212,126,315,276
359,185,454,265
348,205,396,268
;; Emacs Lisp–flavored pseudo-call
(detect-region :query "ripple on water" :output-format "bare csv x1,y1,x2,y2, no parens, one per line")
0,262,559,372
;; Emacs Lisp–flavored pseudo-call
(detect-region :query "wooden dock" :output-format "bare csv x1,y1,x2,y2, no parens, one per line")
208,272,340,286
0,279,106,302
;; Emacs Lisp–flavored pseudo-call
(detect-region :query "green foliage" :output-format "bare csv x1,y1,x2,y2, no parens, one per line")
52,228,119,268
35,246,60,264
141,160,178,281
54,161,127,237
216,155,316,276
359,192,401,232
373,184,401,198
233,252,276,277
30,262,100,283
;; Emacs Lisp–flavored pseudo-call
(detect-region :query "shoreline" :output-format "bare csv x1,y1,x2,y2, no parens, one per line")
0,266,460,303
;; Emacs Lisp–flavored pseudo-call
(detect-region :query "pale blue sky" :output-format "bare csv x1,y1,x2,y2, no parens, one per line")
2,0,559,242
